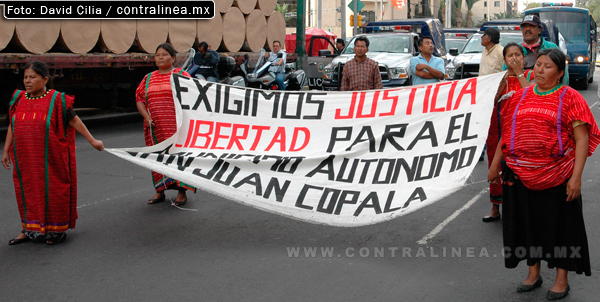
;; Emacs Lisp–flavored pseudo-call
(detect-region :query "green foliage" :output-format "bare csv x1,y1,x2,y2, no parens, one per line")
522,1,542,11
276,3,295,22
493,11,521,20
578,0,600,24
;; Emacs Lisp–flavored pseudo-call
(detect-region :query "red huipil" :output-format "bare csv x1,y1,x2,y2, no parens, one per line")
487,70,534,204
500,85,600,190
9,89,77,234
135,68,196,192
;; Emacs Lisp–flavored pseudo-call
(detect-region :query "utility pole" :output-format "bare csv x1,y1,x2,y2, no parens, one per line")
296,0,306,72
341,0,346,40
446,0,451,27
318,0,322,28
353,0,358,35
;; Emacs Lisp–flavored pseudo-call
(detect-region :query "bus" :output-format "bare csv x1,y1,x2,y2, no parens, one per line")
524,4,597,89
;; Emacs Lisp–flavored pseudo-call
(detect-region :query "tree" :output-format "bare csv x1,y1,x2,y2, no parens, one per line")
454,0,464,27
577,0,600,24
523,1,542,11
438,0,446,24
275,3,295,23
465,0,481,27
493,11,521,20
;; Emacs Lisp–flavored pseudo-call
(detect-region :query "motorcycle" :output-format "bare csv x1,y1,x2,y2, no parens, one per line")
181,48,245,87
238,49,307,90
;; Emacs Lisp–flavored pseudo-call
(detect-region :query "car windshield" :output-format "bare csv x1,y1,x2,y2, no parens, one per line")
446,39,467,52
460,33,523,54
344,35,411,54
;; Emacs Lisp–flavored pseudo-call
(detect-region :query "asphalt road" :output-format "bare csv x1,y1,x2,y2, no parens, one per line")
1,73,599,301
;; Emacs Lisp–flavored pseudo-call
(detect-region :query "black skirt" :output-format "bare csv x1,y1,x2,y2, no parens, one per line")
502,166,591,276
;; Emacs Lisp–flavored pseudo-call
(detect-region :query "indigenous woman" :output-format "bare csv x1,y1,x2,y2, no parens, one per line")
488,49,600,300
483,42,534,222
2,61,104,245
136,43,195,206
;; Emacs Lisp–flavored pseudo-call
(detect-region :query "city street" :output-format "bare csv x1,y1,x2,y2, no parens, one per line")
1,72,599,301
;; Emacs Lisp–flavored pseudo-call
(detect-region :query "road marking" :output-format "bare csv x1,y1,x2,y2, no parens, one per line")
417,189,487,245
77,188,150,209
590,101,599,110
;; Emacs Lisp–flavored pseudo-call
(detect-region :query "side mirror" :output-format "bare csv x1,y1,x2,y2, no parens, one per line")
318,49,332,57
450,48,459,56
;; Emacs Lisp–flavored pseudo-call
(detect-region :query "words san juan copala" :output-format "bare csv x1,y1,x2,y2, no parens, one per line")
128,75,482,217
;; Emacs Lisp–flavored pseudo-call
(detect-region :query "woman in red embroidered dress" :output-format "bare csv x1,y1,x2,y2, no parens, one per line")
483,42,534,222
488,49,600,300
136,43,195,206
2,61,104,246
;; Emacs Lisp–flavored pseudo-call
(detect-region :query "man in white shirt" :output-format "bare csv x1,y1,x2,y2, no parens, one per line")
479,27,504,76
265,40,287,90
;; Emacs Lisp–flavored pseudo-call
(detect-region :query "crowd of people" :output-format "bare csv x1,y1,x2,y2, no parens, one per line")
2,14,598,302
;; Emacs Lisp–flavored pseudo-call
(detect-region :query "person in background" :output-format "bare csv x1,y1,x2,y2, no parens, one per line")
489,49,599,300
265,40,287,90
193,41,219,82
505,14,569,85
483,42,534,223
136,43,196,206
340,36,382,91
336,38,345,54
2,61,104,246
479,27,504,77
410,36,445,85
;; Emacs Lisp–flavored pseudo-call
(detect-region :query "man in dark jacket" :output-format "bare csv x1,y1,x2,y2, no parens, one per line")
194,41,219,82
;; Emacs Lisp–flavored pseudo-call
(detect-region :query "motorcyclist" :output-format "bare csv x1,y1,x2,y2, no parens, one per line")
193,41,219,82
265,40,287,90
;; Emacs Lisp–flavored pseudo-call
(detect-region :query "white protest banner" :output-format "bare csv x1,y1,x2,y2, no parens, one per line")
106,72,504,226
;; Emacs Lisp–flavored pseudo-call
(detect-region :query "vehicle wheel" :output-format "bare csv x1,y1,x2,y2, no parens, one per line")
579,78,589,90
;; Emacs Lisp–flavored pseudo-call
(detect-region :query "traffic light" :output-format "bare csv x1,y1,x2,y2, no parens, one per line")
349,14,363,27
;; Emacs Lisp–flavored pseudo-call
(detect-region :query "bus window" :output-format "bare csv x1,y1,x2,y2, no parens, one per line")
537,11,589,44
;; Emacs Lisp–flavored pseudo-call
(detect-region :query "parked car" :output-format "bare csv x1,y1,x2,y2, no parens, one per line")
318,18,447,91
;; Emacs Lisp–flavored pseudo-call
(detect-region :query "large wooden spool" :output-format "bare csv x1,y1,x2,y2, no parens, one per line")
99,20,136,54
243,10,267,52
197,13,223,50
221,8,246,52
168,20,197,53
58,20,101,54
135,20,169,53
216,0,235,13
0,16,14,51
234,0,257,15
266,11,286,51
257,0,277,16
14,20,60,54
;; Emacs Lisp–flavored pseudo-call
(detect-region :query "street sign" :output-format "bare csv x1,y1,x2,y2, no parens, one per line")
348,0,364,13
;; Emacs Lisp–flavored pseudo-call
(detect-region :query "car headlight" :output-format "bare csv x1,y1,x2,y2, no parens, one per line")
389,67,408,79
446,63,456,79
323,65,333,79
575,56,588,63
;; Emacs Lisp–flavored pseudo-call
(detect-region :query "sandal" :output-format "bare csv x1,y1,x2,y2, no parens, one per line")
148,195,166,204
46,233,67,245
8,231,31,245
173,197,187,206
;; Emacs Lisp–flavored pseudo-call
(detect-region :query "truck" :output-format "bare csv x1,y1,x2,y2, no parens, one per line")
312,18,446,91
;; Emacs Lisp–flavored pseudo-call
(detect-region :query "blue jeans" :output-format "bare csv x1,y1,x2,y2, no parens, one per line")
275,72,286,91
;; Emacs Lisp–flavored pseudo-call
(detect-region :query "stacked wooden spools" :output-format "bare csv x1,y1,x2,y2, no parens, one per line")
0,0,285,54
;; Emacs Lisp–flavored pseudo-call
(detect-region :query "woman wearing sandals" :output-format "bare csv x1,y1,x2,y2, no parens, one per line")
2,61,104,246
488,49,599,300
483,42,535,222
136,43,196,206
